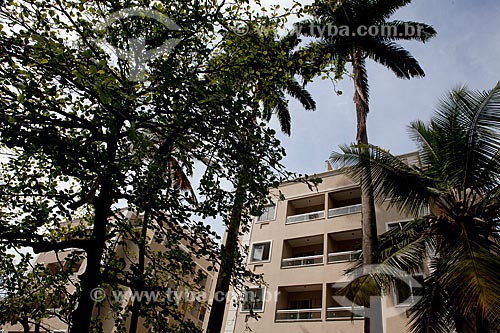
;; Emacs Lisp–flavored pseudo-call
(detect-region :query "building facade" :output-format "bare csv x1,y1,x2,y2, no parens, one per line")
223,154,422,333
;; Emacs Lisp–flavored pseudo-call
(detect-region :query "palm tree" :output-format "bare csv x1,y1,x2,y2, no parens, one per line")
206,28,316,333
296,3,435,328
331,82,500,332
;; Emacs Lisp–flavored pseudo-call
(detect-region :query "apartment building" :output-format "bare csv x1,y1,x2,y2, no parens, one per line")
223,153,422,333
1,211,216,333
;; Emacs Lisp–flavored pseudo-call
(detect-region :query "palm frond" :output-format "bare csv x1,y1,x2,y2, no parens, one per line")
407,120,437,167
332,82,500,331
378,218,430,274
331,144,435,216
274,93,291,136
436,236,500,324
294,19,327,38
284,78,316,111
338,274,383,307
458,82,500,190
426,83,500,191
292,41,347,81
357,58,370,105
365,40,425,79
363,0,413,23
379,20,437,42
407,275,456,333
259,89,292,136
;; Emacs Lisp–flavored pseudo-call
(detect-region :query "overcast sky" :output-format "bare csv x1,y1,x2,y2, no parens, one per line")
262,0,500,175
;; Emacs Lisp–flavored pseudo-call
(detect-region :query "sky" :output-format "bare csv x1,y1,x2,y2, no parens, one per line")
261,0,500,175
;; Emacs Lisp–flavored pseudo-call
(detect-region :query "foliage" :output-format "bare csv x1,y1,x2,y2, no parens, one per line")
331,82,500,332
296,0,437,85
0,249,79,331
0,0,295,332
204,9,322,331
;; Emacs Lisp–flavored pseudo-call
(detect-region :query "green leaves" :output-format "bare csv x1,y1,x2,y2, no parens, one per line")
0,0,300,331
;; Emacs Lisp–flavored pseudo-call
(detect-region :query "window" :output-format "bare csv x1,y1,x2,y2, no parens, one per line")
46,262,63,275
63,257,84,274
387,221,409,231
198,306,207,322
46,292,67,309
256,205,276,222
191,299,202,317
241,287,265,312
250,241,272,263
394,275,424,305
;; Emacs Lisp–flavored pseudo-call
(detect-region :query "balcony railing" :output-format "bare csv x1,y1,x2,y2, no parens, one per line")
326,306,364,320
327,250,362,264
281,254,324,268
286,210,325,224
328,204,362,218
275,308,322,321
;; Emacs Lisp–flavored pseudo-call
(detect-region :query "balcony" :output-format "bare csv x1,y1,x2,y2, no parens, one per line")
326,283,364,321
281,235,324,269
275,308,322,321
327,230,362,264
282,254,324,268
328,204,362,218
328,188,361,218
326,306,364,320
327,250,362,264
286,194,325,225
286,210,325,224
275,284,322,322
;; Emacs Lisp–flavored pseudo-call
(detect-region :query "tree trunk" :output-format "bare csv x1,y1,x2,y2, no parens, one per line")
21,317,30,333
129,208,150,333
352,52,380,333
69,181,112,333
206,175,247,333
70,136,118,332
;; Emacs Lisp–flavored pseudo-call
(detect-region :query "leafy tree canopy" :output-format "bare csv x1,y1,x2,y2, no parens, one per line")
0,0,304,331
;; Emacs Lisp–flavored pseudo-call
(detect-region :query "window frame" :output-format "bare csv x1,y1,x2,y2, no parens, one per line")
393,274,424,307
385,219,411,232
255,204,277,223
240,286,266,313
249,240,273,264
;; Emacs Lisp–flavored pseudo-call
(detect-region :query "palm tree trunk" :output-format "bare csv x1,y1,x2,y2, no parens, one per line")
206,174,246,333
129,208,151,333
352,52,380,333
